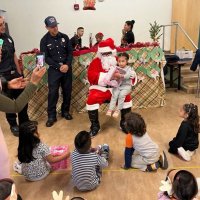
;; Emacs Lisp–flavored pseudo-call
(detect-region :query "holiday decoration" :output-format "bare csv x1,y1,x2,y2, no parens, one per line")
126,49,138,63
83,0,96,10
138,48,151,64
149,21,162,42
22,45,165,120
74,3,80,10
150,47,164,62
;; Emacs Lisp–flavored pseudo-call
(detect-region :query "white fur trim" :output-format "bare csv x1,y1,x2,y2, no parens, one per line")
112,49,117,56
122,101,132,109
86,103,99,110
98,46,113,53
89,85,108,92
98,72,108,86
132,75,138,86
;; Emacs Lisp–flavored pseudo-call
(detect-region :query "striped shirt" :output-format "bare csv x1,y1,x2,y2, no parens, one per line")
71,149,108,191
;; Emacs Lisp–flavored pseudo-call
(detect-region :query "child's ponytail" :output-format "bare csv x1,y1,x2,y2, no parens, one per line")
183,103,199,134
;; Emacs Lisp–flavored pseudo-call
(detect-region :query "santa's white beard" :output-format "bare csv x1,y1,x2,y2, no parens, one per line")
100,55,117,71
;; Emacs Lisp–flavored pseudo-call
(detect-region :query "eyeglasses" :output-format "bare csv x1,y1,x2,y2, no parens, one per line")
101,52,112,56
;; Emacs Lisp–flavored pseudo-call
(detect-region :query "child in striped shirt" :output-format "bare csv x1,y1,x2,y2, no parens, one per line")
122,112,168,172
71,131,108,191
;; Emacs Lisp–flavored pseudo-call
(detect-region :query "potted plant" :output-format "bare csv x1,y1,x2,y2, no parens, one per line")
149,21,162,42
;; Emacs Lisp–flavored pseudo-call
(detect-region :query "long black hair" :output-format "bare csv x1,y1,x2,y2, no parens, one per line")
173,170,198,200
125,20,135,30
18,121,40,163
183,103,199,134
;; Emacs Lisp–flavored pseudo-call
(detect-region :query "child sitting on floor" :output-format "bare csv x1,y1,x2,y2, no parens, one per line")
71,131,108,191
17,121,70,181
168,103,199,161
158,169,198,200
106,52,137,118
122,112,168,172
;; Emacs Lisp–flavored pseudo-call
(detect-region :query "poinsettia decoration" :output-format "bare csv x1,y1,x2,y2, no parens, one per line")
83,0,96,10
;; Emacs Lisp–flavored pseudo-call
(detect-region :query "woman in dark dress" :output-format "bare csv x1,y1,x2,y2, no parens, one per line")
121,20,135,47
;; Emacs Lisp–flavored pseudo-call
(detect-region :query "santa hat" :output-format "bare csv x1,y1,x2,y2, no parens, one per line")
98,38,116,53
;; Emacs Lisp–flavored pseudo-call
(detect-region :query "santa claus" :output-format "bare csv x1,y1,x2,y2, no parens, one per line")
86,38,133,137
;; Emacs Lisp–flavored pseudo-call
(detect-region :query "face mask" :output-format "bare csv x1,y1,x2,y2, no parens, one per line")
159,176,173,196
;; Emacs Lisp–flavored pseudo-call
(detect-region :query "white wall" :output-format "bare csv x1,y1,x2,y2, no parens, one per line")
1,0,172,55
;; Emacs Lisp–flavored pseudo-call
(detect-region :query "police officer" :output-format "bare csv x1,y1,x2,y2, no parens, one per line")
0,16,30,136
40,16,73,127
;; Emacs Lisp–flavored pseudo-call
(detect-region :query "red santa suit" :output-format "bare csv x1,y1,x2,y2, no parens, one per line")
86,57,132,110
86,38,134,137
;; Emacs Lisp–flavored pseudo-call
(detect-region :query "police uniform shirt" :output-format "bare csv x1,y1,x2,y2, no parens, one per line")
0,33,16,73
40,32,73,70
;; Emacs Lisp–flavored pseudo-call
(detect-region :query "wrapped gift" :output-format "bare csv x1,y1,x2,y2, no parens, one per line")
50,145,70,170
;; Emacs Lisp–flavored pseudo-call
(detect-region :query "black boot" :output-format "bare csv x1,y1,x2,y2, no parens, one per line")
120,107,131,133
88,110,100,137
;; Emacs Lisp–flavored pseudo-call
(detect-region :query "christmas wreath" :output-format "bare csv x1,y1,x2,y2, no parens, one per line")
137,47,151,63
150,47,164,62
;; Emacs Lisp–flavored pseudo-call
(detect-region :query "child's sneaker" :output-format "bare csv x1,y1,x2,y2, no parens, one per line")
112,110,120,118
106,110,112,117
100,144,110,160
146,165,158,172
13,161,22,174
159,151,168,170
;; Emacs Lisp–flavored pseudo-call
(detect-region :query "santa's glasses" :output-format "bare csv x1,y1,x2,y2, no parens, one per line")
101,52,112,56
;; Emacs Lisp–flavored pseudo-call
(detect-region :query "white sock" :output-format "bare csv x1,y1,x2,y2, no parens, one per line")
177,147,191,161
187,150,195,157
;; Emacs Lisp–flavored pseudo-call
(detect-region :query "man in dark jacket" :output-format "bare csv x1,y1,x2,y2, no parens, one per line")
40,16,73,127
0,16,31,136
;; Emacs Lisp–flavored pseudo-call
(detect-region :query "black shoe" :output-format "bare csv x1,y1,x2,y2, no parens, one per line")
46,118,57,127
62,112,73,120
89,123,100,138
10,125,19,137
26,120,38,126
